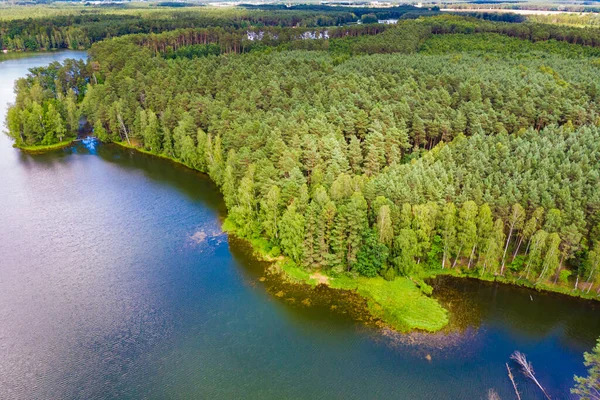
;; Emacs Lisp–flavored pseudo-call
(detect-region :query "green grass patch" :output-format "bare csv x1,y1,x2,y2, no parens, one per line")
330,275,448,332
274,261,449,332
17,139,74,152
279,261,314,285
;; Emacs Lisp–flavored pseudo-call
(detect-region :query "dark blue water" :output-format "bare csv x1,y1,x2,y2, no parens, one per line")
1,51,599,400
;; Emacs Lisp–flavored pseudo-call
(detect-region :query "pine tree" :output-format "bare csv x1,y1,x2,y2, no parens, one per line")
303,200,319,268
354,229,389,277
454,201,478,268
544,208,562,233
393,228,420,276
261,185,281,242
376,203,394,247
347,135,363,175
572,338,600,399
536,232,561,283
412,115,426,150
172,112,196,159
142,110,161,153
319,200,336,269
344,192,369,270
501,203,525,275
279,203,305,264
440,202,457,269
329,205,348,272
93,119,108,142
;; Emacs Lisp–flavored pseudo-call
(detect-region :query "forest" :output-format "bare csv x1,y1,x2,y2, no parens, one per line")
6,14,600,304
0,5,432,51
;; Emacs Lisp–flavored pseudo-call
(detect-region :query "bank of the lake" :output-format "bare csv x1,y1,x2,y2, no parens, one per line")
17,139,75,153
4,51,600,400
110,139,450,333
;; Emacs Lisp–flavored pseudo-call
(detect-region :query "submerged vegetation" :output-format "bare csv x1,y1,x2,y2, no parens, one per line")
276,261,448,332
5,10,600,331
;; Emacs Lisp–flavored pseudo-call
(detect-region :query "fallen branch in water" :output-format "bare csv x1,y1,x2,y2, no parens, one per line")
506,362,521,400
510,351,551,400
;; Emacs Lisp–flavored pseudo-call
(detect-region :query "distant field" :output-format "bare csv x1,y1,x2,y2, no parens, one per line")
0,3,210,21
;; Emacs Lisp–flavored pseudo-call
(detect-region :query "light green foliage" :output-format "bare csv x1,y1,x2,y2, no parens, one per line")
456,200,478,266
572,338,600,399
375,202,394,247
331,275,449,332
393,228,420,276
261,185,281,242
93,120,108,142
439,202,457,269
279,204,305,264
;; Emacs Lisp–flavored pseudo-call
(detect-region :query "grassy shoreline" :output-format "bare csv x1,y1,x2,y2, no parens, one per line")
16,139,75,153
275,260,450,332
425,268,600,302
220,221,449,333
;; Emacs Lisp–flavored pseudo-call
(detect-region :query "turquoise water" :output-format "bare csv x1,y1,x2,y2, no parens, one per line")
1,51,599,399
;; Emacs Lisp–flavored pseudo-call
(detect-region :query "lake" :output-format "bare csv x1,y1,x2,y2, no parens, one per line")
1,51,599,400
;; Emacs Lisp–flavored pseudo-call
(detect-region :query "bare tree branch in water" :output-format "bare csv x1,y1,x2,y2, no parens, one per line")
511,351,551,400
506,363,521,400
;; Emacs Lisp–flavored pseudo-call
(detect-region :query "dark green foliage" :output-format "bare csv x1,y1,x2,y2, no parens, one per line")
354,229,389,277
361,14,378,24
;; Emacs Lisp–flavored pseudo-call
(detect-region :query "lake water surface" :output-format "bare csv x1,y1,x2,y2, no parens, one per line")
1,51,599,400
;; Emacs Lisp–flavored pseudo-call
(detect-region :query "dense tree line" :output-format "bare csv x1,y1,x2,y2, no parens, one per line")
420,32,600,58
118,16,600,59
445,3,600,13
240,4,440,20
6,16,600,295
0,5,440,52
427,15,600,47
0,7,359,51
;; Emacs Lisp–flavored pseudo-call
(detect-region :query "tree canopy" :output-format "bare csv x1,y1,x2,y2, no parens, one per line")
6,14,600,296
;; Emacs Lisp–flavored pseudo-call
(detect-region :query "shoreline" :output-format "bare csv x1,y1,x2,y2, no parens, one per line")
16,139,75,153
19,139,600,333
